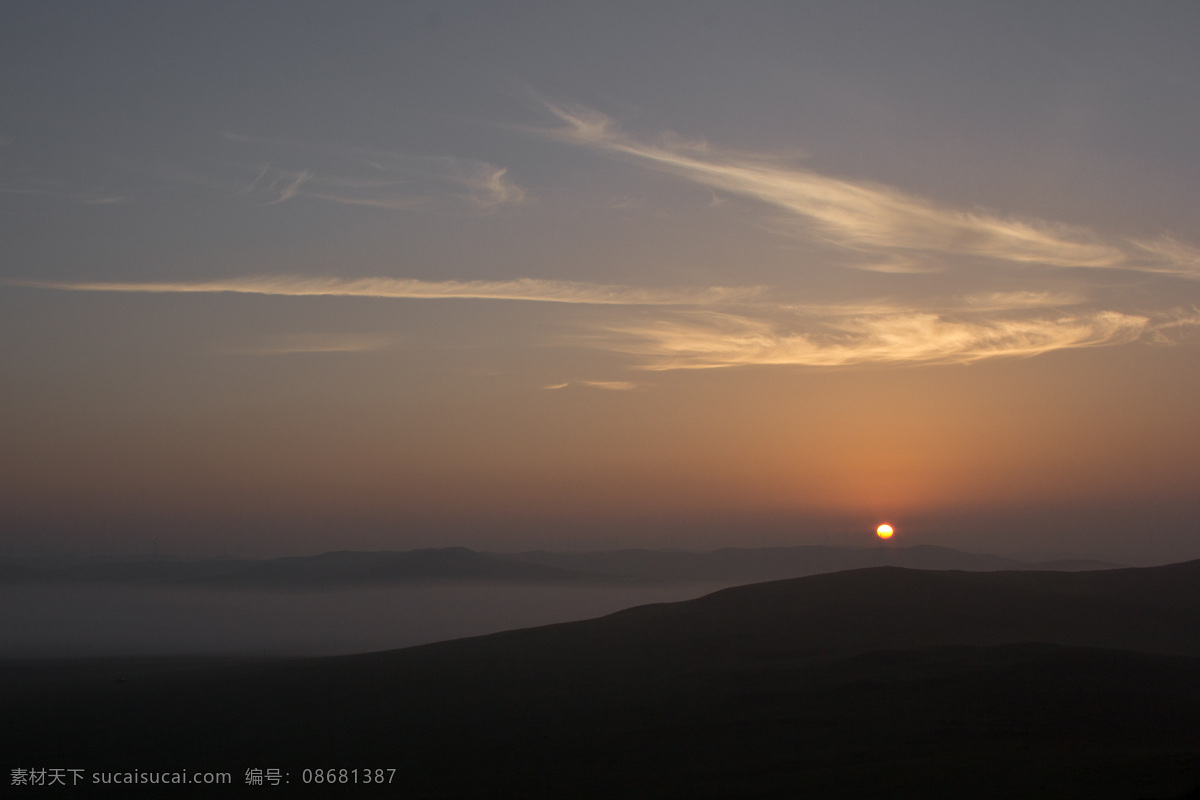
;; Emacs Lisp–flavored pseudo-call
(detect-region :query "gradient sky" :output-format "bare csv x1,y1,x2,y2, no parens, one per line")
3,2,1200,563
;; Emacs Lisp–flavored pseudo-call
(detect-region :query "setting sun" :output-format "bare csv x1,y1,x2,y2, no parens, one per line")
876,524,894,539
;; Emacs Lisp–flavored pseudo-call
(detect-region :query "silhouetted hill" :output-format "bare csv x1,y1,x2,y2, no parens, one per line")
506,543,1122,583
2,562,1198,798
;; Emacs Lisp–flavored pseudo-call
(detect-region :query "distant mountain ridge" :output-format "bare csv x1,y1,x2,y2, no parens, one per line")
504,543,1121,583
0,544,1123,587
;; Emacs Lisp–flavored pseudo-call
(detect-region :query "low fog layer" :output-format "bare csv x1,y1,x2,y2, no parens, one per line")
0,583,728,657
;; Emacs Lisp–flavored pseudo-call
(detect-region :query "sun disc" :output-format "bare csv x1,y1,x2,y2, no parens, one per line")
876,524,894,539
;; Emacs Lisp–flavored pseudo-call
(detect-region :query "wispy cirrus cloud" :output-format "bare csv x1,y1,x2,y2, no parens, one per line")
593,308,1152,369
957,290,1088,312
262,169,313,205
9,271,1188,368
10,91,1195,371
542,380,640,391
500,99,1200,367
533,101,1200,279
580,380,639,391
1127,235,1200,278
218,134,524,212
769,290,1087,319
8,275,760,306
1,132,523,213
218,333,393,356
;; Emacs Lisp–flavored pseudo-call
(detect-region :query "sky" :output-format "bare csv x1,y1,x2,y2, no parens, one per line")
3,2,1200,563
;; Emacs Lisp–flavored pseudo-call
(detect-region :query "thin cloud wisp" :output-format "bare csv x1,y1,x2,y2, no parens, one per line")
8,275,760,307
595,308,1151,369
536,102,1200,279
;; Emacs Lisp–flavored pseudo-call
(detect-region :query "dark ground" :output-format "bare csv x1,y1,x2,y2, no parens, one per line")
3,563,1200,798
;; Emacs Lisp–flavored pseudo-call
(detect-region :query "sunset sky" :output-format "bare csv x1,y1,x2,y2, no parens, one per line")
3,2,1200,563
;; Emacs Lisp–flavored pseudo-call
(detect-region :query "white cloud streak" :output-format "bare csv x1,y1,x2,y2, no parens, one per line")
579,380,639,391
263,170,313,205
5,102,1193,373
1127,236,1200,278
8,275,760,307
597,309,1151,369
8,272,1181,368
541,380,639,390
535,101,1200,279
10,99,1195,371
219,135,525,212
219,333,392,356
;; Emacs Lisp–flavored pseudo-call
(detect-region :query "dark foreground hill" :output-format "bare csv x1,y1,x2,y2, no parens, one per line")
3,562,1199,798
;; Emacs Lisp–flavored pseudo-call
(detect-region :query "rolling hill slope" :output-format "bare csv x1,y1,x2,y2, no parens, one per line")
3,562,1198,798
